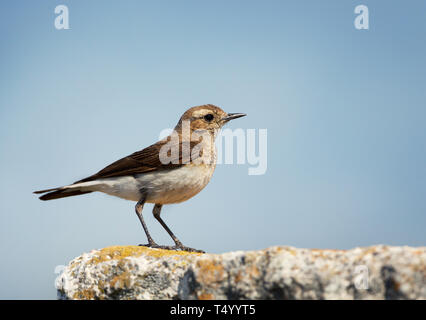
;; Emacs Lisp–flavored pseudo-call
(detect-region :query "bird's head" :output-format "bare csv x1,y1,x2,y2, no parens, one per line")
175,104,246,133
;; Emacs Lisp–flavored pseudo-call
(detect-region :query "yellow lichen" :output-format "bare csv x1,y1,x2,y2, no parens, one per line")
287,249,297,256
89,246,202,264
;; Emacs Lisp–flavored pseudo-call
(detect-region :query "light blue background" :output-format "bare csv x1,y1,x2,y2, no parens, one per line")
1,1,425,299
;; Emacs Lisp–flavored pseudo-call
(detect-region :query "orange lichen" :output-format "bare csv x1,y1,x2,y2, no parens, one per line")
110,272,131,289
414,249,424,255
234,271,243,283
247,265,260,278
73,289,96,300
196,259,225,284
198,292,215,300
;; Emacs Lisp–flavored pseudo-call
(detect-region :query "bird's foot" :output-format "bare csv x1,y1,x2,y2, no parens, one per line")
175,245,205,253
173,242,205,253
138,242,205,253
138,242,175,250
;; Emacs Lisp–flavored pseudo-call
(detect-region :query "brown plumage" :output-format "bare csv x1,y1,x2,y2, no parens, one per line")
34,139,203,200
34,104,225,200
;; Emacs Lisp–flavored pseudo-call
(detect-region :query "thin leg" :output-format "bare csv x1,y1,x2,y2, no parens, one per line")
136,194,176,250
153,204,205,253
135,195,156,246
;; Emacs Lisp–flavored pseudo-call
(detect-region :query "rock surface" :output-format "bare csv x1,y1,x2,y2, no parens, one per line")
56,245,426,300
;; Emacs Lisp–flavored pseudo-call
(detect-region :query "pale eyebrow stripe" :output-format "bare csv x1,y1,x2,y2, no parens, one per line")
191,109,210,118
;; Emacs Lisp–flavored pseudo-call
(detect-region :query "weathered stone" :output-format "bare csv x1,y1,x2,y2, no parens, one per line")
56,245,426,300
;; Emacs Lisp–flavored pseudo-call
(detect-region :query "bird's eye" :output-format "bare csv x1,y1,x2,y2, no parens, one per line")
203,114,214,122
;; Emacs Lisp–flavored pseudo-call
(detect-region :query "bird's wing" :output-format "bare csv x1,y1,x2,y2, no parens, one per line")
74,138,202,183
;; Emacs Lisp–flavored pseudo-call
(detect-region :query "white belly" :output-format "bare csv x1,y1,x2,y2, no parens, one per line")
87,164,215,204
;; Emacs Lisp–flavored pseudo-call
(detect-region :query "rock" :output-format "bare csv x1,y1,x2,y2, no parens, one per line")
56,245,426,300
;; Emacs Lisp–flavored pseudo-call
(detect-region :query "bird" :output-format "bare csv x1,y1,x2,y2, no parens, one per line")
34,104,246,252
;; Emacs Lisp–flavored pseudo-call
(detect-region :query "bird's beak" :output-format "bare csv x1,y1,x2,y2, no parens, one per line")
222,113,247,122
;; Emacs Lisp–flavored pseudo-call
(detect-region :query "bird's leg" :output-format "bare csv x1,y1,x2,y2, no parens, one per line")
135,195,157,247
136,194,176,250
153,204,205,253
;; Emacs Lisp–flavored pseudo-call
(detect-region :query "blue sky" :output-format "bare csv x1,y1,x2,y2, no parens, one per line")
1,1,425,299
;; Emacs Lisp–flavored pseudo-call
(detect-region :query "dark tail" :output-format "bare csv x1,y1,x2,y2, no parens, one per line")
34,187,92,201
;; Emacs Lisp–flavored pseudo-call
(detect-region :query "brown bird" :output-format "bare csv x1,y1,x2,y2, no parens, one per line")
34,104,246,252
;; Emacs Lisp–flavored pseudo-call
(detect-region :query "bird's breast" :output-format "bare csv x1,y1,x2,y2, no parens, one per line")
136,163,216,204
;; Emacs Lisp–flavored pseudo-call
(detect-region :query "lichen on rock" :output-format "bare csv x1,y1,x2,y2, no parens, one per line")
57,246,201,300
56,245,426,300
